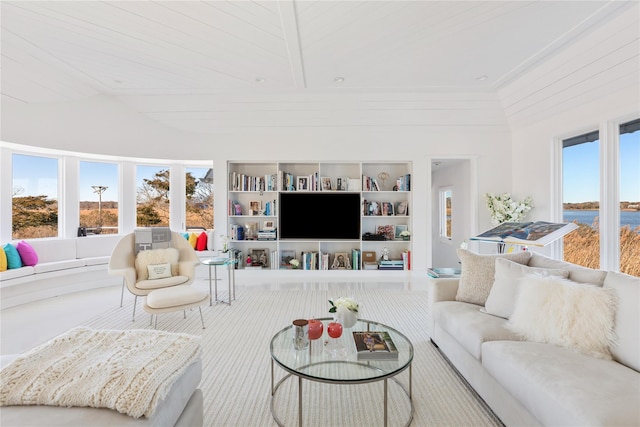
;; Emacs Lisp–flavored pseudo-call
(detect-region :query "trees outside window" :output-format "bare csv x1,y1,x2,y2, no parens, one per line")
12,154,58,239
186,167,213,229
136,166,170,227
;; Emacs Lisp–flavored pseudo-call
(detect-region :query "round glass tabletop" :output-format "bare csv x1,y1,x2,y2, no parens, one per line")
270,317,413,384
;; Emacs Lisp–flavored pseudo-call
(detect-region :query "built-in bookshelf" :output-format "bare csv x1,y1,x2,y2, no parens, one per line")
227,161,412,271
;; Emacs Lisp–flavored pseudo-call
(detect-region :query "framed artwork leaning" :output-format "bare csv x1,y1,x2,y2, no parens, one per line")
377,225,395,241
331,252,351,269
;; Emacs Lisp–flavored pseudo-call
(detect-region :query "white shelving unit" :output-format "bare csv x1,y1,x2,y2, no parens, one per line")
227,161,412,271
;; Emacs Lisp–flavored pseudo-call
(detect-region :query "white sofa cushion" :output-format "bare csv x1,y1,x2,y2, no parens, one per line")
484,258,569,319
75,235,121,259
528,253,608,285
135,248,179,281
0,266,35,280
433,300,519,360
34,260,86,274
509,275,617,359
24,239,76,264
483,341,640,427
604,271,640,371
455,249,531,306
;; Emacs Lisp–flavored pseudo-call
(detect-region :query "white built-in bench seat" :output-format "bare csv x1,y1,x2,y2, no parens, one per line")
0,235,122,309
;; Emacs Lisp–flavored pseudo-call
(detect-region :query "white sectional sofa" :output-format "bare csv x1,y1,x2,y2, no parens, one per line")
0,235,122,308
427,250,640,427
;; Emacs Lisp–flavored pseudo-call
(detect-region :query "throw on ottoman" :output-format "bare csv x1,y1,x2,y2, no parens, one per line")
0,327,203,426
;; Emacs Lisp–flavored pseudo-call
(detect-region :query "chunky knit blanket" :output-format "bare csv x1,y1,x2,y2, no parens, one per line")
0,327,201,418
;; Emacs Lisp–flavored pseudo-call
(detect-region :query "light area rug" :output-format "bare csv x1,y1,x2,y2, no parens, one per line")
84,288,502,427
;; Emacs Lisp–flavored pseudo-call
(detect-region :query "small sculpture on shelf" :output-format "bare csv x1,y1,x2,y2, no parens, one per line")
381,247,390,261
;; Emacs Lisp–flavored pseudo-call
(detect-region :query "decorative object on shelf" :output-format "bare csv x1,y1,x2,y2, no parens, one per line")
395,225,408,240
377,171,389,189
395,200,409,215
382,201,394,216
321,177,332,191
281,250,295,268
377,224,394,241
250,248,269,268
381,247,390,261
328,297,359,328
289,259,300,269
485,193,533,225
400,230,411,240
220,235,230,253
331,252,351,269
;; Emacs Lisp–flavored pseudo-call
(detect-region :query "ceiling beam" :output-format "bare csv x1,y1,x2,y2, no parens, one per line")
277,0,306,89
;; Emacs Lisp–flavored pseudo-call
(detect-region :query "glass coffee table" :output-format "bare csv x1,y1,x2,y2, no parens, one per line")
270,317,414,427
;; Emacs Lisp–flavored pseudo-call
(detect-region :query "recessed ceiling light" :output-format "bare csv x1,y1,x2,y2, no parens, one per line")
334,77,345,83
476,75,488,81
255,77,266,83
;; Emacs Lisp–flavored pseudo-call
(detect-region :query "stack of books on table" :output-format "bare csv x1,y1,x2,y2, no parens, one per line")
378,260,404,270
352,331,399,360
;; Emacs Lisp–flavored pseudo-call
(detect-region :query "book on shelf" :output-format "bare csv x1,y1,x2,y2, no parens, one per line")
352,331,398,360
470,221,578,247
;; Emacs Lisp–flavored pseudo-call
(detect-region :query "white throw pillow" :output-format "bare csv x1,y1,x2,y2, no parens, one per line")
147,263,172,280
509,275,618,359
484,258,569,319
455,249,531,306
135,248,179,280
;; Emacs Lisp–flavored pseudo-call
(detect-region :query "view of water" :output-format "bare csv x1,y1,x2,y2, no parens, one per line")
563,210,640,230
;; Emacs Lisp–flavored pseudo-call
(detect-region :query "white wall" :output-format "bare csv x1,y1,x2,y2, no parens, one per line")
431,160,473,267
503,5,640,260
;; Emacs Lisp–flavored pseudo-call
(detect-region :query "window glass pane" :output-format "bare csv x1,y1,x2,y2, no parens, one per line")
12,154,59,239
136,165,170,227
186,167,214,229
619,125,640,277
562,135,600,269
79,161,119,235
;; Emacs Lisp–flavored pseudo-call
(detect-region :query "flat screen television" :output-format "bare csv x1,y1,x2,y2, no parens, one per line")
279,192,361,240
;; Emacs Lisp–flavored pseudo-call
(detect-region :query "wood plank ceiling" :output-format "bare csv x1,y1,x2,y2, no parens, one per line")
0,1,632,132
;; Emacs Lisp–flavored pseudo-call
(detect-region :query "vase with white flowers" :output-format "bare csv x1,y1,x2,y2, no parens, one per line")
289,259,300,269
329,297,359,328
399,230,411,240
485,193,533,225
220,235,230,253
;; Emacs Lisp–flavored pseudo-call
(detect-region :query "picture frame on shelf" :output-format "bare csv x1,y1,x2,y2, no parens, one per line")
250,248,269,268
262,220,275,230
297,176,309,191
233,202,243,216
395,201,409,216
249,201,261,216
395,225,408,239
382,202,394,216
280,250,295,268
336,177,348,191
377,225,395,241
331,252,351,269
321,177,332,191
368,201,381,216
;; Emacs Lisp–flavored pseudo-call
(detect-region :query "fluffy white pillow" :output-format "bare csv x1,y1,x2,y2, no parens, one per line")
509,275,618,359
147,263,172,280
455,249,531,306
484,258,569,319
135,248,179,280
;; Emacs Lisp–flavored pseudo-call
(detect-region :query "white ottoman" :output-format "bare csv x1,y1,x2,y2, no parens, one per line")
144,286,208,329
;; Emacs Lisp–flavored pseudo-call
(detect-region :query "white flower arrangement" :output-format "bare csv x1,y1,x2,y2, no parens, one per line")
399,230,411,237
328,297,359,314
220,235,230,252
485,193,533,225
289,259,300,269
